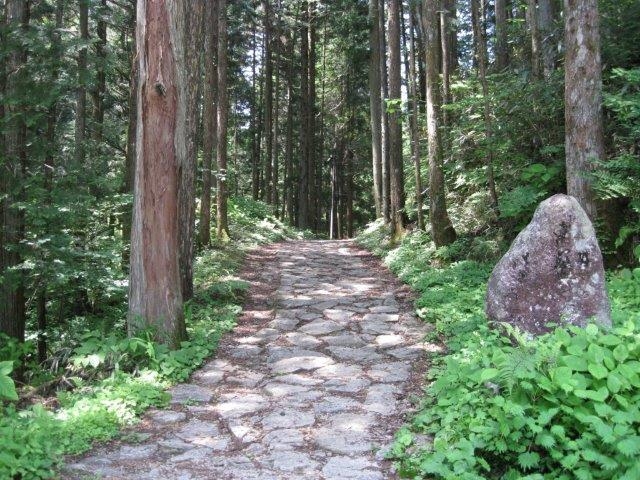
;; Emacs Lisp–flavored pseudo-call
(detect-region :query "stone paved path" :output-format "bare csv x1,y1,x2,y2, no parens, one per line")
64,240,432,480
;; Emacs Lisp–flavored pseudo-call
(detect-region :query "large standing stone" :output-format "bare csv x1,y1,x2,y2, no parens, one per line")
486,194,611,334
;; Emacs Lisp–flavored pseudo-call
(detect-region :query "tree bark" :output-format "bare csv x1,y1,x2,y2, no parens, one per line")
128,0,187,348
386,0,405,237
564,0,604,220
424,0,456,247
38,0,65,363
444,0,457,71
528,0,542,79
0,0,29,343
495,0,509,70
75,0,89,166
379,0,391,222
216,0,230,239
538,0,557,77
406,3,424,230
471,0,499,212
262,0,274,204
369,0,383,218
199,0,219,247
284,32,296,224
297,9,309,229
250,22,260,200
307,1,317,231
122,2,137,267
178,0,204,300
92,0,108,143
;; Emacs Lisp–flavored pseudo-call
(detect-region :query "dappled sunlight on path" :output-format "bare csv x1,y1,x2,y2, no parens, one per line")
63,240,432,480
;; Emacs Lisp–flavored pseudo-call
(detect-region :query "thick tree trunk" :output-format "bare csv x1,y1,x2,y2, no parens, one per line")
472,0,500,212
387,0,405,237
495,0,509,70
369,0,383,218
128,0,187,348
424,0,456,247
0,0,28,343
564,0,604,220
75,0,89,166
92,0,107,143
199,0,219,247
216,0,230,239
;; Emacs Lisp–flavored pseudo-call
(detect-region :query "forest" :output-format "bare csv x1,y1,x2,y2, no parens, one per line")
1,0,639,478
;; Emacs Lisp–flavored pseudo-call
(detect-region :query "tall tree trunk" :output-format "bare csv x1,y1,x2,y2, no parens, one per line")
538,0,557,77
379,0,391,222
199,0,219,247
297,10,309,229
92,0,107,143
178,1,203,300
440,3,451,127
564,0,603,220
471,0,500,212
405,3,424,230
345,149,354,238
75,0,89,166
250,22,260,200
262,0,273,204
1,0,29,343
122,3,137,268
425,0,456,247
387,0,405,237
128,0,186,348
273,48,281,214
528,0,542,79
307,0,317,230
443,0,457,71
369,0,383,218
284,32,296,224
495,0,509,70
38,0,65,363
216,0,230,239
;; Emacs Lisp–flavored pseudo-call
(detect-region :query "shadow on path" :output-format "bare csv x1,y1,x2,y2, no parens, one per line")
63,240,433,480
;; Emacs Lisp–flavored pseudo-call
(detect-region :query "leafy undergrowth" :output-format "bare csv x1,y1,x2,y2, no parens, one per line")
0,197,302,480
358,220,640,480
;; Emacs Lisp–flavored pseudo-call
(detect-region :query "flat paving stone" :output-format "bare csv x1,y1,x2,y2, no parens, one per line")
60,240,430,480
168,384,214,404
322,456,384,480
299,319,344,335
315,413,375,454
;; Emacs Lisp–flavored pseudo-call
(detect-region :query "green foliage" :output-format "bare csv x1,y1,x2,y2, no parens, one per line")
357,222,640,480
0,196,297,479
0,361,19,401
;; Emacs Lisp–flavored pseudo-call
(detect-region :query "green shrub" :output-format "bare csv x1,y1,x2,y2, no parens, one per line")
357,222,640,480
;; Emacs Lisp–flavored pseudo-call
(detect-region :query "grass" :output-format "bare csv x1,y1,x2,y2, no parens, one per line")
0,197,302,480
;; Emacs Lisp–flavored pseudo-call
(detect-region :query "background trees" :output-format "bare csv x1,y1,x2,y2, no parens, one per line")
0,0,638,348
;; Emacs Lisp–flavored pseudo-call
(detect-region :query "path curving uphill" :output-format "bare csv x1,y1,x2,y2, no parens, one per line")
64,240,432,480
